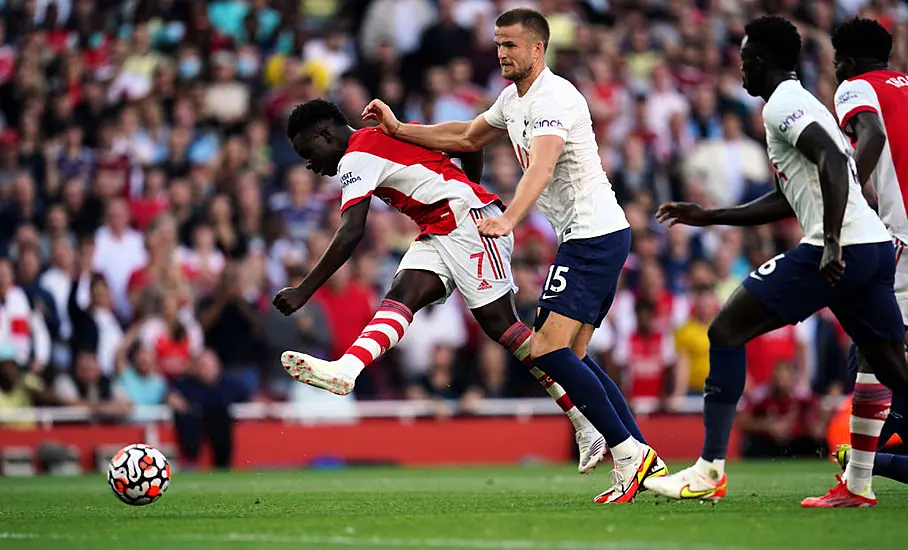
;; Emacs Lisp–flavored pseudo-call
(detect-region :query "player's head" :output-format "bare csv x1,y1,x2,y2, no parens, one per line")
832,18,892,84
494,8,549,82
286,99,351,177
740,16,801,97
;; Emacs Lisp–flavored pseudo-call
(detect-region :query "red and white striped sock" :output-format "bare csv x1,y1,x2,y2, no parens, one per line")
845,372,892,496
338,299,413,378
498,322,589,430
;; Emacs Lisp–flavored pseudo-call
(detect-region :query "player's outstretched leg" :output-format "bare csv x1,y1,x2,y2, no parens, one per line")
644,285,787,502
529,310,661,503
283,270,446,395
472,297,606,474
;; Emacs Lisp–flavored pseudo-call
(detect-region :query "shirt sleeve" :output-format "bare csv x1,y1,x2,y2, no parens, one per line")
481,89,508,129
764,94,818,147
528,91,579,141
834,79,879,131
336,151,396,213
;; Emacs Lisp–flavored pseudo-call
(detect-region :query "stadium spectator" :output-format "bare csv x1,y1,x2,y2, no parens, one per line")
53,349,132,420
197,262,264,395
168,348,247,469
614,299,678,415
0,343,51,428
0,0,903,430
738,361,829,458
114,331,167,422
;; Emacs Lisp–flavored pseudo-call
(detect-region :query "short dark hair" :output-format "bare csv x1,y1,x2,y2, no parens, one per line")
832,18,892,64
286,99,349,140
744,16,801,72
495,8,550,51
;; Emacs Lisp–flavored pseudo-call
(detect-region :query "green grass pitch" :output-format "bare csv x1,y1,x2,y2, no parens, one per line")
1,461,907,550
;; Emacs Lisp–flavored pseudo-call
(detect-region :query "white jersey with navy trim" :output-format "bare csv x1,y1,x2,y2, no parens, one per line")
482,68,628,243
762,80,890,246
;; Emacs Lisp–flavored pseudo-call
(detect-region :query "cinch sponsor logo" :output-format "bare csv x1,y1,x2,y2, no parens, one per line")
886,76,908,88
836,91,860,105
340,171,361,188
778,109,804,132
533,119,563,129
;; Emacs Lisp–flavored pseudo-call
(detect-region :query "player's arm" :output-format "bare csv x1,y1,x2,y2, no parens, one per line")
704,189,795,226
842,112,886,209
364,95,510,153
363,99,506,152
274,150,391,315
498,135,564,228
275,200,370,311
657,189,794,227
795,123,852,245
397,115,504,153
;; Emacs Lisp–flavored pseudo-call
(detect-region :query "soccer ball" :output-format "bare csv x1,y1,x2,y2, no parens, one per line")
107,443,171,506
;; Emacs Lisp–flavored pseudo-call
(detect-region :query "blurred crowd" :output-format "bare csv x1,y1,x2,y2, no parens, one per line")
1,0,907,456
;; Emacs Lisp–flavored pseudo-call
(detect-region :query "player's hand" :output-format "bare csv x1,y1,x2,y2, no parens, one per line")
272,286,311,316
656,202,712,227
476,216,514,238
820,240,845,286
362,99,401,136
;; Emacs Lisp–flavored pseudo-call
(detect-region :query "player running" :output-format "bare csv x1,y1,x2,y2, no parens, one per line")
818,18,908,496
361,7,665,503
645,15,908,507
272,98,608,475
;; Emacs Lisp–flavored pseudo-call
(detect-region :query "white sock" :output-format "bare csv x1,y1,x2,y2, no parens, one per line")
611,437,639,464
337,357,365,379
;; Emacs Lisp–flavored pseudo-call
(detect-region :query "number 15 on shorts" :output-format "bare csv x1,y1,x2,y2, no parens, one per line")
542,266,570,299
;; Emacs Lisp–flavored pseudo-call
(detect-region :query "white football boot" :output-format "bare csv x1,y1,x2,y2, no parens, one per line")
593,444,662,503
642,462,727,502
281,351,356,396
576,426,607,474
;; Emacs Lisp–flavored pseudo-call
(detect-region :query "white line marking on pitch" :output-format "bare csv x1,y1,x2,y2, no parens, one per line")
0,532,755,550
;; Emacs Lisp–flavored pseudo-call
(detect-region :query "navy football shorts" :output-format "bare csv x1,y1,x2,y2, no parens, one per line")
537,228,631,327
742,241,903,342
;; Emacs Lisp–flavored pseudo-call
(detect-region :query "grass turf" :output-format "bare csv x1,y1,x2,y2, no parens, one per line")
1,461,907,550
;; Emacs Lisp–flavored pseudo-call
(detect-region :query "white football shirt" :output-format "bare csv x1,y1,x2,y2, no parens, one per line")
762,80,889,246
482,68,628,243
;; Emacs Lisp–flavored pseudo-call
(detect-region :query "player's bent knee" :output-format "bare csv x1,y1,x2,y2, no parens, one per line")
706,320,737,348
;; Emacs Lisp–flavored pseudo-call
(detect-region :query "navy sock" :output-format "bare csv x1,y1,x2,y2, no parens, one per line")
535,348,631,447
701,345,747,461
582,355,646,444
874,453,908,484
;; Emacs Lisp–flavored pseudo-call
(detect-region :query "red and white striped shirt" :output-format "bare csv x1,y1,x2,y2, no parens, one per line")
835,70,908,245
337,128,502,236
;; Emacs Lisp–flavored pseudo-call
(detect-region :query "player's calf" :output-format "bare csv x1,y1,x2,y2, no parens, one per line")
473,299,606,474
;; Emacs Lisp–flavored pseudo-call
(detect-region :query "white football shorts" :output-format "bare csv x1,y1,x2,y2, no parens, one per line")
397,203,517,310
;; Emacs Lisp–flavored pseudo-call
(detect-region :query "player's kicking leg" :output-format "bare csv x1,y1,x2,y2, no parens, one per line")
282,269,448,395
471,295,605,474
643,284,788,502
